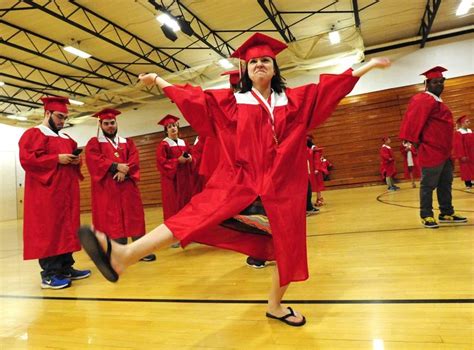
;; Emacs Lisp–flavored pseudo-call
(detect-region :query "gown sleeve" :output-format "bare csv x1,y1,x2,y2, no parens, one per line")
85,137,115,182
19,128,60,185
156,141,179,179
126,139,141,182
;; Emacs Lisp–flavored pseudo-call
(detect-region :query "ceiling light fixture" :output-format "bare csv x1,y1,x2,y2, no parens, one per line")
218,59,234,69
176,16,194,36
69,99,84,106
329,26,341,45
456,0,473,16
63,45,92,59
157,13,180,32
0,81,5,87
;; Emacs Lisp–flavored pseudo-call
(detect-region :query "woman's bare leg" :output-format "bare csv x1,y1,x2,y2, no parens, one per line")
95,224,178,275
267,265,304,323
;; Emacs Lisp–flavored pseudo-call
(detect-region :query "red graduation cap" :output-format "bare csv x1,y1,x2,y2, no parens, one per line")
221,70,241,86
230,33,287,62
456,115,469,124
41,96,70,114
158,114,179,127
420,66,447,80
93,108,121,121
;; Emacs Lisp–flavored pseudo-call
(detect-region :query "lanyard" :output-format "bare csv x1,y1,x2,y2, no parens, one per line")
250,88,279,145
105,136,122,158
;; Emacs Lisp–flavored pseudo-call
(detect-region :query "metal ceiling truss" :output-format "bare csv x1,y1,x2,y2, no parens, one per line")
148,0,234,58
418,0,442,48
257,0,296,43
1,21,138,86
22,0,190,73
1,56,103,98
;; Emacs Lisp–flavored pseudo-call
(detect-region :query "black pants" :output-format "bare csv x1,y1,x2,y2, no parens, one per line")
465,180,473,188
420,159,454,218
306,181,313,210
39,253,74,278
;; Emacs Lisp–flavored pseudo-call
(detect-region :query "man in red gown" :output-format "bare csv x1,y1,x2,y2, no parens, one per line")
19,96,90,289
399,66,467,228
85,109,155,261
453,115,473,190
156,115,195,222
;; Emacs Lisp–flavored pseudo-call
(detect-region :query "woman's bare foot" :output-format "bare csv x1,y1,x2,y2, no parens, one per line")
267,305,305,324
94,230,131,275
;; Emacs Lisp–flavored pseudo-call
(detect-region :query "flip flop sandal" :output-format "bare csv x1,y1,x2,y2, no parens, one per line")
78,226,119,282
266,307,306,327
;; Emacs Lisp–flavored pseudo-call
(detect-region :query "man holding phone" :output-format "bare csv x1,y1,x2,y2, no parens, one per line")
85,109,156,261
19,96,90,289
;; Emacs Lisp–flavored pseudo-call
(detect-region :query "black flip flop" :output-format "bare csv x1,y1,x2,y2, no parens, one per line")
266,307,306,327
78,225,119,282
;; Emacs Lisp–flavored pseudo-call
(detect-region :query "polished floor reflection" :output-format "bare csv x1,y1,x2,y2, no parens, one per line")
0,181,473,349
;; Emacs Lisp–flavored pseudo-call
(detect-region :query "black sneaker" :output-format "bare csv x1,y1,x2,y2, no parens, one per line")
62,267,91,280
306,208,320,216
438,213,468,224
246,257,266,269
421,216,439,229
140,254,156,262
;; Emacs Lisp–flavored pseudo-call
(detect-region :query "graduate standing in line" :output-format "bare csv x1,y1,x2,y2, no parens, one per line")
79,33,391,326
19,96,90,289
399,66,467,228
380,136,399,191
453,115,473,190
85,109,156,261
400,140,421,188
156,115,195,221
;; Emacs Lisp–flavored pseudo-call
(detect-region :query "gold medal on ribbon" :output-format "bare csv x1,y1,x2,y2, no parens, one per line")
114,152,120,158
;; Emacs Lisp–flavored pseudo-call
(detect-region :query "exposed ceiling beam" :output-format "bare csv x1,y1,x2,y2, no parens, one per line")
418,0,442,48
1,20,137,86
257,0,296,43
22,0,190,73
352,0,361,28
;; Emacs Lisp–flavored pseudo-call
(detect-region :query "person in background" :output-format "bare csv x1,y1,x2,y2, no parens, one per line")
19,96,90,289
85,108,155,262
400,140,421,188
399,66,467,228
453,115,473,190
307,135,323,210
380,136,399,191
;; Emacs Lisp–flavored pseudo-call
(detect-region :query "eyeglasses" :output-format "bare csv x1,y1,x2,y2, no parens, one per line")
51,112,69,121
102,120,116,126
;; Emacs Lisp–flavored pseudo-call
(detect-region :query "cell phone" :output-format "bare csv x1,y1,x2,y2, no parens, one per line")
72,149,83,156
183,152,190,158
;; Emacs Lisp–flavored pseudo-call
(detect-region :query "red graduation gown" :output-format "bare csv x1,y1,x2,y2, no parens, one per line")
399,92,454,168
19,125,82,260
191,136,220,194
156,137,195,220
85,135,145,239
399,144,421,179
453,129,474,181
379,145,397,179
162,69,359,286
308,146,325,192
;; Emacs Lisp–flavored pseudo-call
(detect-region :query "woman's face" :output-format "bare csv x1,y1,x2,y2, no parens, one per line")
247,56,275,85
166,122,179,139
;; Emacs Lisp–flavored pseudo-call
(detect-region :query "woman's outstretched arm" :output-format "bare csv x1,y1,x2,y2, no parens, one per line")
352,57,391,77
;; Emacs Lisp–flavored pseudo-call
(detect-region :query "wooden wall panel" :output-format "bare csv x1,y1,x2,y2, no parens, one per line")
79,74,474,211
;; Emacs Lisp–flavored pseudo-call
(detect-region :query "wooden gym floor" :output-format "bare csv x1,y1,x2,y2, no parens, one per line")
0,181,473,349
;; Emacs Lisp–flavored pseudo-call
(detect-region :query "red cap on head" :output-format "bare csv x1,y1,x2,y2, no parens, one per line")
158,114,179,127
93,108,121,121
221,70,241,86
382,136,390,142
41,96,70,114
456,115,468,124
306,134,314,142
420,66,447,80
230,33,287,62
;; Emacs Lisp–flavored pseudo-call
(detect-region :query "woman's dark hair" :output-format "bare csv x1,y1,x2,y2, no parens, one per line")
240,58,286,94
